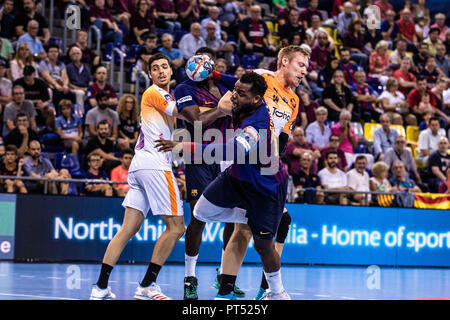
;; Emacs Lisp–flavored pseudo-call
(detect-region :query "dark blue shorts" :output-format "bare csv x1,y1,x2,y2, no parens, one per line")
185,163,222,201
202,169,288,240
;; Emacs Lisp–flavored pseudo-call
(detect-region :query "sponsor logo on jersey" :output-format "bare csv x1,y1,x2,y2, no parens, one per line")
177,96,193,104
270,106,291,122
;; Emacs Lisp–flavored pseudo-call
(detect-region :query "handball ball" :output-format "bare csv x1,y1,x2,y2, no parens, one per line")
185,55,214,82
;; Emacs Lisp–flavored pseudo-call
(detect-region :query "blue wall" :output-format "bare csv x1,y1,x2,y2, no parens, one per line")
4,194,450,267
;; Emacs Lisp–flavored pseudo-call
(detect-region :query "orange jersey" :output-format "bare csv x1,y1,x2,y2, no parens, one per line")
254,69,299,136
129,84,176,172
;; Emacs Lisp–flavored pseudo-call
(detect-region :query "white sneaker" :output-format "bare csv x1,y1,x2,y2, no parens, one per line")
134,283,172,300
265,289,291,300
89,285,116,300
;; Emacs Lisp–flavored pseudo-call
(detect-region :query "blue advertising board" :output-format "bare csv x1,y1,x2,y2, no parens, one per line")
0,194,16,260
12,195,450,267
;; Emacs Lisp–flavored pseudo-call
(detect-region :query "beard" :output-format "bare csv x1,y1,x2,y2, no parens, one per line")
98,103,108,110
327,162,337,169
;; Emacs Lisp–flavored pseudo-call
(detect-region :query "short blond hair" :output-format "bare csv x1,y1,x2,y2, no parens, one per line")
371,161,389,178
277,44,311,69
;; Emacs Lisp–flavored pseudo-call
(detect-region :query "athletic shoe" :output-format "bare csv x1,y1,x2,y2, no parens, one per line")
184,276,198,300
134,283,171,300
89,285,116,300
214,292,237,300
254,287,269,300
265,289,291,300
213,268,246,298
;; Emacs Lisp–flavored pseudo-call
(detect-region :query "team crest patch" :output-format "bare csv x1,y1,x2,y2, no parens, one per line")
191,189,198,197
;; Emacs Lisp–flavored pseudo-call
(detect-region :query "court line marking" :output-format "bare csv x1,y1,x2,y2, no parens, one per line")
47,277,63,280
315,294,331,297
340,296,357,300
0,292,80,300
19,275,34,278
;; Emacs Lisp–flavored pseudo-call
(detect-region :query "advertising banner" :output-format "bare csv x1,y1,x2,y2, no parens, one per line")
0,194,16,260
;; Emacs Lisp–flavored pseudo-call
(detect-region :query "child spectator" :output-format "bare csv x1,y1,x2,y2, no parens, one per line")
83,151,113,197
55,99,83,155
0,144,27,193
110,148,133,197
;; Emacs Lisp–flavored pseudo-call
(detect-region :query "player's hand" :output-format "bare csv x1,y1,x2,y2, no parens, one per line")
217,91,233,116
154,138,181,152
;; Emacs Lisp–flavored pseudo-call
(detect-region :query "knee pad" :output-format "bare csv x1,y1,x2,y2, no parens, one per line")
276,211,291,244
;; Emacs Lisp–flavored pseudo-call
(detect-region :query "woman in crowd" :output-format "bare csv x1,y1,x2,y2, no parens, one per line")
131,0,156,45
369,161,397,205
368,40,391,86
116,94,139,151
9,42,38,81
322,69,356,122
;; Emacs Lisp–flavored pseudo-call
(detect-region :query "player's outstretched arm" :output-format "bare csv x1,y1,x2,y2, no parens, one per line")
217,91,233,116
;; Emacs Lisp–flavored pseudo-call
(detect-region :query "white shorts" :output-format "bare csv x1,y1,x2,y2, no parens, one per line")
122,169,184,217
193,195,248,224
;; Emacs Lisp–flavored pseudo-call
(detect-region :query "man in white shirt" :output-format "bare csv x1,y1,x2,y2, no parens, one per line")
347,155,370,205
318,149,350,205
416,116,447,166
179,23,207,60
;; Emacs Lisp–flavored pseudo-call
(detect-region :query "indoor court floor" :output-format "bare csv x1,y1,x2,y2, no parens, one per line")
0,262,449,300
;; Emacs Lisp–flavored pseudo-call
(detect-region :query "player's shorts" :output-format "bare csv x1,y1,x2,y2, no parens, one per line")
184,163,222,201
122,169,183,218
193,169,288,240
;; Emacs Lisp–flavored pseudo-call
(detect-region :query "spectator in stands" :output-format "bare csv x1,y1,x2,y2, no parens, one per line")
204,21,234,67
393,57,416,97
378,77,415,125
305,15,329,49
39,44,75,109
350,69,382,124
179,22,207,60
407,76,438,125
13,65,53,131
154,0,181,34
276,0,298,26
380,9,400,45
214,58,227,73
318,56,339,88
337,47,358,86
13,0,49,45
331,110,358,168
337,1,358,35
0,58,12,109
116,94,139,151
3,85,37,136
310,30,332,71
85,90,120,140
342,18,369,70
368,40,390,86
89,0,123,45
0,35,14,62
292,151,324,204
347,154,370,206
415,15,430,43
417,116,447,167
413,0,430,21
4,113,38,157
55,99,83,155
201,6,222,41
423,27,442,56
130,0,156,45
319,134,348,171
427,136,450,193
107,0,133,33
0,144,27,193
284,126,320,175
374,0,393,20
16,20,46,60
435,43,450,78
296,87,319,127
238,5,276,57
318,149,349,205
373,114,399,161
233,65,245,79
299,0,322,29
23,139,71,194
67,29,101,71
389,39,415,70
363,11,383,54
306,106,331,150
383,135,422,184
85,124,120,178
431,77,450,127
413,41,429,71
0,0,16,41
438,166,450,193
132,33,158,82
158,33,186,84
322,69,356,122
83,151,113,197
110,148,133,197
10,42,38,81
87,65,117,110
420,56,445,89
279,8,305,47
369,161,396,205
389,160,422,193
430,13,448,42
66,46,93,114
397,8,418,47
177,0,200,31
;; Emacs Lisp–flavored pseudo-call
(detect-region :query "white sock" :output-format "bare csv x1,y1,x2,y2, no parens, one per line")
219,249,225,274
185,254,198,277
264,270,284,294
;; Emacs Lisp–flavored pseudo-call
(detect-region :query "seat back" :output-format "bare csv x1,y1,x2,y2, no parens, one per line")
363,122,381,141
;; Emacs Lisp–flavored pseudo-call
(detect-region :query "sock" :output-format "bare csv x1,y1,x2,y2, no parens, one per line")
218,274,236,296
97,263,113,289
264,270,284,294
185,254,198,277
260,272,269,290
140,262,162,287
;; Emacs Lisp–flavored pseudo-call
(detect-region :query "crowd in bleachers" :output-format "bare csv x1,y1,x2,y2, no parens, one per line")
0,0,449,205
